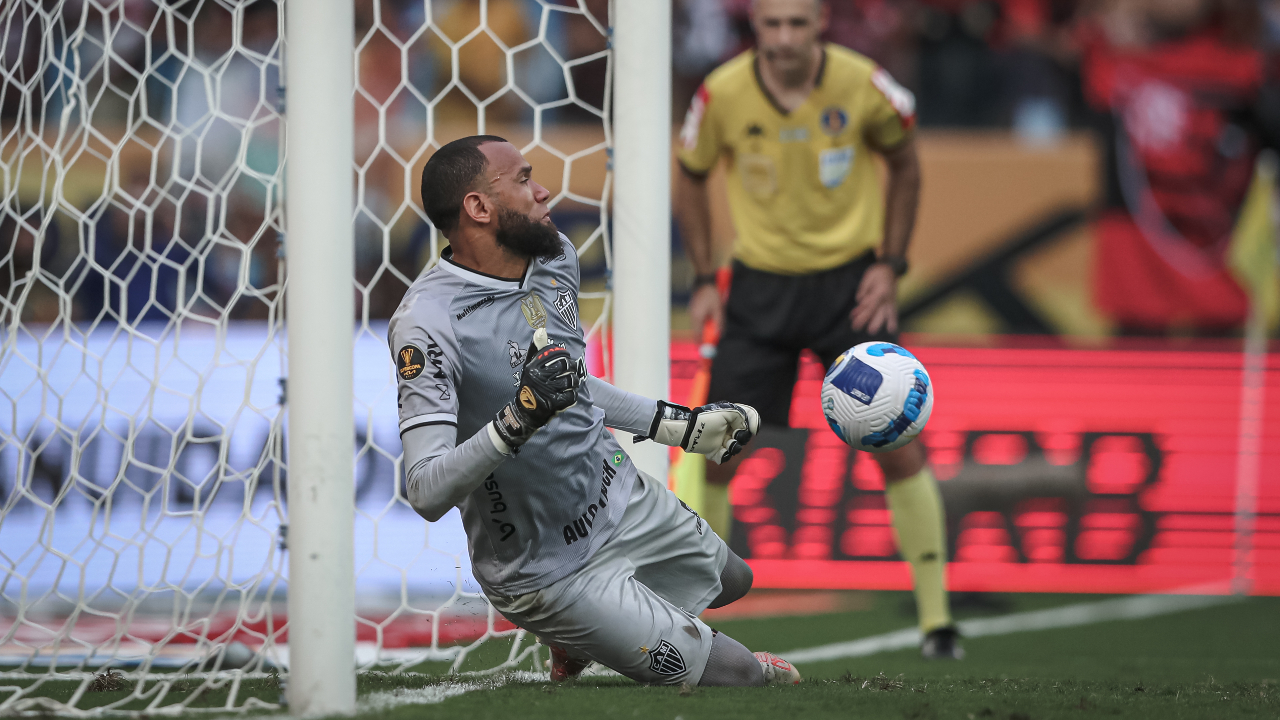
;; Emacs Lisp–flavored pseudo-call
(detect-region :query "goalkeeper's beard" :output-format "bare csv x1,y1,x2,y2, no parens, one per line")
495,206,562,263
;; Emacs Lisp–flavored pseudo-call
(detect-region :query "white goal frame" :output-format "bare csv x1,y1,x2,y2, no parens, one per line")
279,1,670,715
0,0,670,716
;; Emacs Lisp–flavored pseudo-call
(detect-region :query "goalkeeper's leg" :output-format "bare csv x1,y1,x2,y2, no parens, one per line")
488,473,797,685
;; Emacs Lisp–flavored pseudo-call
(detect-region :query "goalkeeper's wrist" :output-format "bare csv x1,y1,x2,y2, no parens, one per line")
492,402,537,452
635,400,693,446
487,422,516,456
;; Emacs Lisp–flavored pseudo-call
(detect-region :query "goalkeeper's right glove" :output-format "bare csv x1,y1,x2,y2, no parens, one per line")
492,337,580,450
636,400,760,464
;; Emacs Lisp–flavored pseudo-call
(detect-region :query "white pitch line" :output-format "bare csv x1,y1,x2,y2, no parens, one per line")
359,671,546,710
784,592,1239,664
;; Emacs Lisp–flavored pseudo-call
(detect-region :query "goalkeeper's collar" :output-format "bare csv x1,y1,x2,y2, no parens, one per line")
439,247,527,290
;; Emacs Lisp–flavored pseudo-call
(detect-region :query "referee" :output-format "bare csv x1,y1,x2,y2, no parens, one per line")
675,0,960,659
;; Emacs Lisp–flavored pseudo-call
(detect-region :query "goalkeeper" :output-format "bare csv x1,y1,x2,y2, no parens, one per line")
390,136,800,687
675,0,959,658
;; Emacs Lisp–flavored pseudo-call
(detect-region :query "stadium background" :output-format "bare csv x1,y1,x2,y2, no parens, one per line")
3,0,1277,651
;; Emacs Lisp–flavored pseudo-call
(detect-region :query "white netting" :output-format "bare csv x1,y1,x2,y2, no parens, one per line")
0,0,611,714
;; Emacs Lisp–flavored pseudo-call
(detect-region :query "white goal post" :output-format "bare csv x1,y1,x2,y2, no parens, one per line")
611,0,671,483
0,0,664,716
281,0,356,715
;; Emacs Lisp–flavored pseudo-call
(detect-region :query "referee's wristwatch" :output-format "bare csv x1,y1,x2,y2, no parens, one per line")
878,255,909,277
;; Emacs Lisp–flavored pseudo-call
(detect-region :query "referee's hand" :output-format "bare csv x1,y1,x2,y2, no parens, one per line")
689,284,724,339
851,263,899,335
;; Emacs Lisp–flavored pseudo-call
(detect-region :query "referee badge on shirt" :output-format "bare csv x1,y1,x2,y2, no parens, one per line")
819,146,854,189
820,106,848,137
553,289,579,330
520,293,547,329
648,639,686,676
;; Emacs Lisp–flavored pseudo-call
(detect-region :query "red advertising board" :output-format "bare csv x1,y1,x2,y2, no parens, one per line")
670,340,1280,595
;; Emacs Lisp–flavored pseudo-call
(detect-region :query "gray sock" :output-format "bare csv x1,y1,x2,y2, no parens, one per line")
708,549,753,609
698,631,764,687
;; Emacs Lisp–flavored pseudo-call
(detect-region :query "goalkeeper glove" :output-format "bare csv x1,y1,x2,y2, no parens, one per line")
492,330,579,450
637,400,760,464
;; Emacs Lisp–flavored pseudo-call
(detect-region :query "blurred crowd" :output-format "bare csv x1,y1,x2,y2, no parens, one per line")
3,0,1279,332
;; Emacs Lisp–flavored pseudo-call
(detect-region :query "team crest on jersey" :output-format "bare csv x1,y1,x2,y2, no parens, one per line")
648,640,686,676
554,289,579,330
820,106,848,136
396,345,426,380
521,293,547,329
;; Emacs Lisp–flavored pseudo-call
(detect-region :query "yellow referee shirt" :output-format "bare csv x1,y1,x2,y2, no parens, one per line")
678,44,916,275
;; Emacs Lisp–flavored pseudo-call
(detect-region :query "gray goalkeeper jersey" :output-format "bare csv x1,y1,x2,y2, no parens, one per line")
388,235,638,596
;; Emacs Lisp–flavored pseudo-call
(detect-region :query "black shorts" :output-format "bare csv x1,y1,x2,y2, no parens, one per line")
706,251,897,426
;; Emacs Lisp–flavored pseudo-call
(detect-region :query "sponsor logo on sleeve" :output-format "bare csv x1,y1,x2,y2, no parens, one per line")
679,84,710,151
871,67,917,127
396,345,425,380
400,335,451,399
553,289,579,330
520,293,547,329
648,640,686,676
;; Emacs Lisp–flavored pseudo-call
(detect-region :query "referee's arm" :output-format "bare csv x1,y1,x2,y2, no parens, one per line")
674,164,722,334
852,136,921,335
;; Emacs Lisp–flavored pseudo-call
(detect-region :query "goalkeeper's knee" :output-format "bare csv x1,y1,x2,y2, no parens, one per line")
708,549,752,609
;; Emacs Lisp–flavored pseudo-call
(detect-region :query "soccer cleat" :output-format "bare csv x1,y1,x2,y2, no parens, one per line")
545,643,592,682
753,651,801,685
920,625,965,660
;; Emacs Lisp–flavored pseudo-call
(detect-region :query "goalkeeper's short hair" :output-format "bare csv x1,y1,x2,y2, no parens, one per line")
420,134,508,237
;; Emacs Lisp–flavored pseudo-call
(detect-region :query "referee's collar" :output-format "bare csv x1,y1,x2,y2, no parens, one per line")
438,247,527,290
753,45,828,116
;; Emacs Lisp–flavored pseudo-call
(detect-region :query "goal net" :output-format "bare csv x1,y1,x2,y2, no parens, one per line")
0,0,611,714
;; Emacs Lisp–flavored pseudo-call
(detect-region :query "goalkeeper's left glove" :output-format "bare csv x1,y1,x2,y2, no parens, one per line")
635,400,760,464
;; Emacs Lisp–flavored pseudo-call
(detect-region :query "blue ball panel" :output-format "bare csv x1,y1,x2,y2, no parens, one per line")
828,356,882,405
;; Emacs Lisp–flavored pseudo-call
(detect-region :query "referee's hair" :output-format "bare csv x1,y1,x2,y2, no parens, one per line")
421,135,507,237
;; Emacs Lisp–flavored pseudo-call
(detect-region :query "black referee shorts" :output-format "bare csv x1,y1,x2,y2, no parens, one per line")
706,251,897,427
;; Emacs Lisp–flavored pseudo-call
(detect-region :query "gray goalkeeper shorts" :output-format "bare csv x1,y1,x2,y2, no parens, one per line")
486,470,729,685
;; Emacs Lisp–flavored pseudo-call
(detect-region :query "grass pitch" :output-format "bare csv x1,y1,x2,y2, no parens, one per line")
377,591,1279,720
5,592,1276,719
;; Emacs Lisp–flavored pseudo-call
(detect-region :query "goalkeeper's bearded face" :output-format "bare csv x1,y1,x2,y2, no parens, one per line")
495,205,562,263
479,141,559,261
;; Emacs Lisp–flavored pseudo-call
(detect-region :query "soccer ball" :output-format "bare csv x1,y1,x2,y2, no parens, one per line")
821,342,933,453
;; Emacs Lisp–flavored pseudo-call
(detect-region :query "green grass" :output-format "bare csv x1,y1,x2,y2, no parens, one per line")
5,593,1278,718
385,592,1280,719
